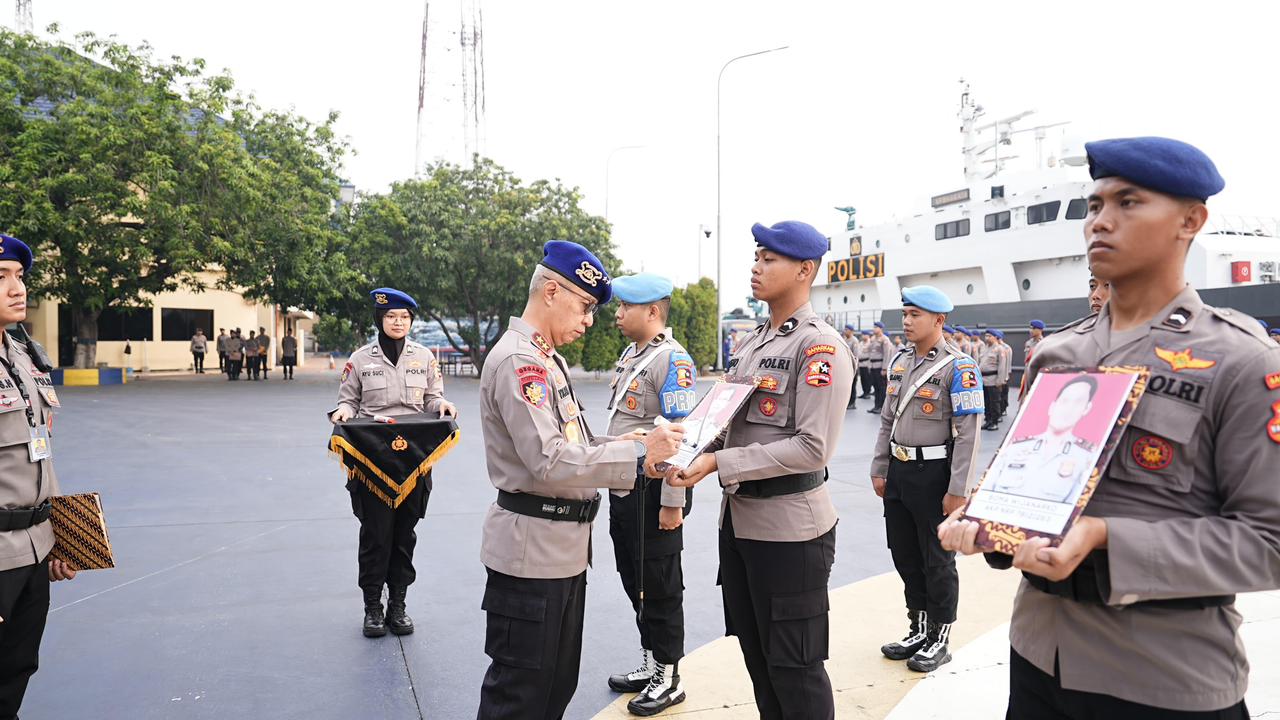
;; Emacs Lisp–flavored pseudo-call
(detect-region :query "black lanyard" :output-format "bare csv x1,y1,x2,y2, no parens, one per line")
0,354,36,428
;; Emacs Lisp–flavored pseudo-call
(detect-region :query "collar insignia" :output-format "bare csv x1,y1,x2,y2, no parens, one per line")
531,332,553,357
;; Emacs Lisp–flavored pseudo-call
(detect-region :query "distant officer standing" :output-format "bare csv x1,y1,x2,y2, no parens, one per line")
224,329,244,381
0,234,78,719
257,327,271,380
280,329,298,380
857,331,873,400
870,285,983,673
330,288,458,639
1271,327,1280,345
190,328,208,374
670,220,853,720
996,330,1013,418
842,324,860,409
476,242,684,720
866,322,894,413
1025,320,1045,365
216,328,228,372
603,273,698,716
941,137,1280,718
979,330,1002,431
244,331,260,381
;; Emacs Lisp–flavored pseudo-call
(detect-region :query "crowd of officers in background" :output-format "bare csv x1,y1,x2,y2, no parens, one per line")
188,327,299,381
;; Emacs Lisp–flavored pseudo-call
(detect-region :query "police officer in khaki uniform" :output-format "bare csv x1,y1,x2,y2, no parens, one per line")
190,328,208,374
866,322,894,413
842,324,860,409
331,288,457,638
997,330,1013,418
1025,320,1045,365
979,330,1002,431
243,330,260,381
476,242,684,720
224,329,244,380
941,137,1280,718
0,234,77,719
603,273,698,715
857,331,873,400
870,285,983,673
216,328,229,372
256,326,271,379
280,329,298,379
669,220,853,720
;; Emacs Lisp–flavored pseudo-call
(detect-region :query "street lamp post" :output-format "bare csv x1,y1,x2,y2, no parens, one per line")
605,144,646,220
716,45,788,371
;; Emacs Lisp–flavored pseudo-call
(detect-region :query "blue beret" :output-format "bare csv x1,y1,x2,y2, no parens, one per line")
1030,319,1046,330
860,329,872,336
873,321,886,329
370,287,417,310
1271,327,1280,336
954,325,967,334
612,273,673,304
844,323,856,331
0,234,33,272
751,221,828,261
541,240,612,305
901,285,954,314
942,325,955,334
992,329,1005,339
1086,137,1224,201
1258,319,1269,330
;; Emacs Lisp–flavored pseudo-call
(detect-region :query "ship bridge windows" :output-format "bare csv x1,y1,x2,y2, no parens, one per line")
1027,201,1062,225
984,211,1011,232
1065,198,1088,220
935,218,970,240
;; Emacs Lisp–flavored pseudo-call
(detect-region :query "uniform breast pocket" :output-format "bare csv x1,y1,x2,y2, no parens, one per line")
0,394,29,446
1109,395,1201,493
745,372,789,427
616,384,646,418
403,372,428,405
360,372,390,407
910,388,945,422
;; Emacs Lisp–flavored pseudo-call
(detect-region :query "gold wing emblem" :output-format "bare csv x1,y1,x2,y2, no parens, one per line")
1155,347,1216,372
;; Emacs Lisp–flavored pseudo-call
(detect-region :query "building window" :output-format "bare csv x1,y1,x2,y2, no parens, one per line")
98,307,153,341
1065,198,1088,220
1022,278,1031,291
161,308,215,342
1027,201,1062,225
934,218,971,240
984,211,1011,232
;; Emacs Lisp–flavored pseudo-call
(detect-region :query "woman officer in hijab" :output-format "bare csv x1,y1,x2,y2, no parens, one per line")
330,288,457,638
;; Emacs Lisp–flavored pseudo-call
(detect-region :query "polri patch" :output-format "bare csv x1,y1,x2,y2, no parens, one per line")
1131,435,1173,470
517,364,549,409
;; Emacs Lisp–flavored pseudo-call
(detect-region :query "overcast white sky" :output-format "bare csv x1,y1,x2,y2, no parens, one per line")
12,1,1280,312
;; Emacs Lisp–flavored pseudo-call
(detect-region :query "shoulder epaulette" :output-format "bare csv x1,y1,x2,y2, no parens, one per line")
1206,306,1273,346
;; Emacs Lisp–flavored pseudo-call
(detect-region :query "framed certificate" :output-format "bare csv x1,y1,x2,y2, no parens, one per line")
963,366,1149,554
658,375,759,470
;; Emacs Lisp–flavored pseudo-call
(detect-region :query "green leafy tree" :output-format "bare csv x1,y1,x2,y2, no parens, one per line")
579,313,626,372
312,315,363,353
669,278,718,369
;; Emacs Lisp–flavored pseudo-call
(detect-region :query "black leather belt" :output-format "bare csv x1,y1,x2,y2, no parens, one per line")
1024,551,1233,610
734,469,827,498
497,490,601,523
0,500,52,532
982,371,996,377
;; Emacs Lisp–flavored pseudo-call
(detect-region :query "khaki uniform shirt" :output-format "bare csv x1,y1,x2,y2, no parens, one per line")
986,432,1093,502
870,338,984,495
1024,335,1042,364
335,340,446,418
711,304,853,541
865,333,894,369
998,341,1013,385
605,330,698,508
225,336,244,357
216,333,228,353
479,317,637,579
281,336,298,357
977,341,1000,378
0,337,62,572
1007,286,1280,710
190,333,207,353
243,338,259,358
256,334,270,356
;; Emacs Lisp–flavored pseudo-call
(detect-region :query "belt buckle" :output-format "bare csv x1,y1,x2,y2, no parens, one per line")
893,445,911,462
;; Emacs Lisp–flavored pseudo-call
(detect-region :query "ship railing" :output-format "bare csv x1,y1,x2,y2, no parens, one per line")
1202,215,1280,238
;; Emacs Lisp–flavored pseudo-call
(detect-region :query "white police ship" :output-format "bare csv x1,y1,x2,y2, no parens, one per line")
813,84,1280,353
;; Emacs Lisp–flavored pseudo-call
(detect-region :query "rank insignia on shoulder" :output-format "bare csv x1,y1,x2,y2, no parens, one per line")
1155,347,1216,372
805,344,836,357
531,332,553,357
1266,372,1280,391
1163,308,1191,328
779,318,798,335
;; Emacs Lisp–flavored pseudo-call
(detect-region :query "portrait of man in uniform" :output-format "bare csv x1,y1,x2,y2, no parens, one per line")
987,376,1099,503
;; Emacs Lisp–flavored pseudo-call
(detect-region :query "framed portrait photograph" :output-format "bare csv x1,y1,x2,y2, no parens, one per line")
659,375,759,470
962,366,1149,554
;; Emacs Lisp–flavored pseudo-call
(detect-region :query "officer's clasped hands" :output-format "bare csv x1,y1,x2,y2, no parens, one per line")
643,424,685,465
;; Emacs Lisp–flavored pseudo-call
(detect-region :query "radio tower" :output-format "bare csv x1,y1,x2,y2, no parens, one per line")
15,0,33,34
414,0,487,175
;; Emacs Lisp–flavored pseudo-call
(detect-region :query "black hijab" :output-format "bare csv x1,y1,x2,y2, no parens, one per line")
374,308,411,366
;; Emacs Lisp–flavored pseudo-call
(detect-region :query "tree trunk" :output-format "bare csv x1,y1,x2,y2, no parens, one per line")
73,308,101,369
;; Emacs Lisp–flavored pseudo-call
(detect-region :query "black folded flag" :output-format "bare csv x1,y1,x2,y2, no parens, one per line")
329,415,460,508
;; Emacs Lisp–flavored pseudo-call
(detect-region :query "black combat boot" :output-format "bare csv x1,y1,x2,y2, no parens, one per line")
362,587,386,638
626,661,685,716
608,648,654,693
881,609,929,661
906,621,953,673
386,585,414,636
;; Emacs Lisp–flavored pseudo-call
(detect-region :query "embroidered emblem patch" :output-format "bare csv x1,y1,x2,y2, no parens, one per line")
374,293,389,305
759,397,778,416
805,359,832,388
758,375,780,392
805,344,836,357
564,401,578,417
1266,372,1280,391
1131,435,1173,470
960,370,978,389
676,367,694,388
625,396,638,411
916,387,937,400
575,261,605,287
517,364,549,408
531,332,553,357
391,435,408,452
1154,347,1216,372
1270,401,1280,445
628,379,640,392
921,401,935,415
341,362,353,383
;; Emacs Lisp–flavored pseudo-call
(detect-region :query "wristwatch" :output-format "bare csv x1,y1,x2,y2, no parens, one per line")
632,439,647,460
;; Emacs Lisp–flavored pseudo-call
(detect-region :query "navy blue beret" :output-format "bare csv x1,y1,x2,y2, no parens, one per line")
1086,137,1224,201
1030,319,1046,330
751,221,828,261
901,285,954,314
541,240,612,305
612,273,673,304
370,287,417,310
1271,328,1280,336
873,321,885,329
943,325,955,333
0,234,33,272
1258,319,1269,330
992,329,1005,339
860,329,872,336
844,323,856,331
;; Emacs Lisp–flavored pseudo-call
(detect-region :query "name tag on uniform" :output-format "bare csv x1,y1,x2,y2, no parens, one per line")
28,425,51,462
